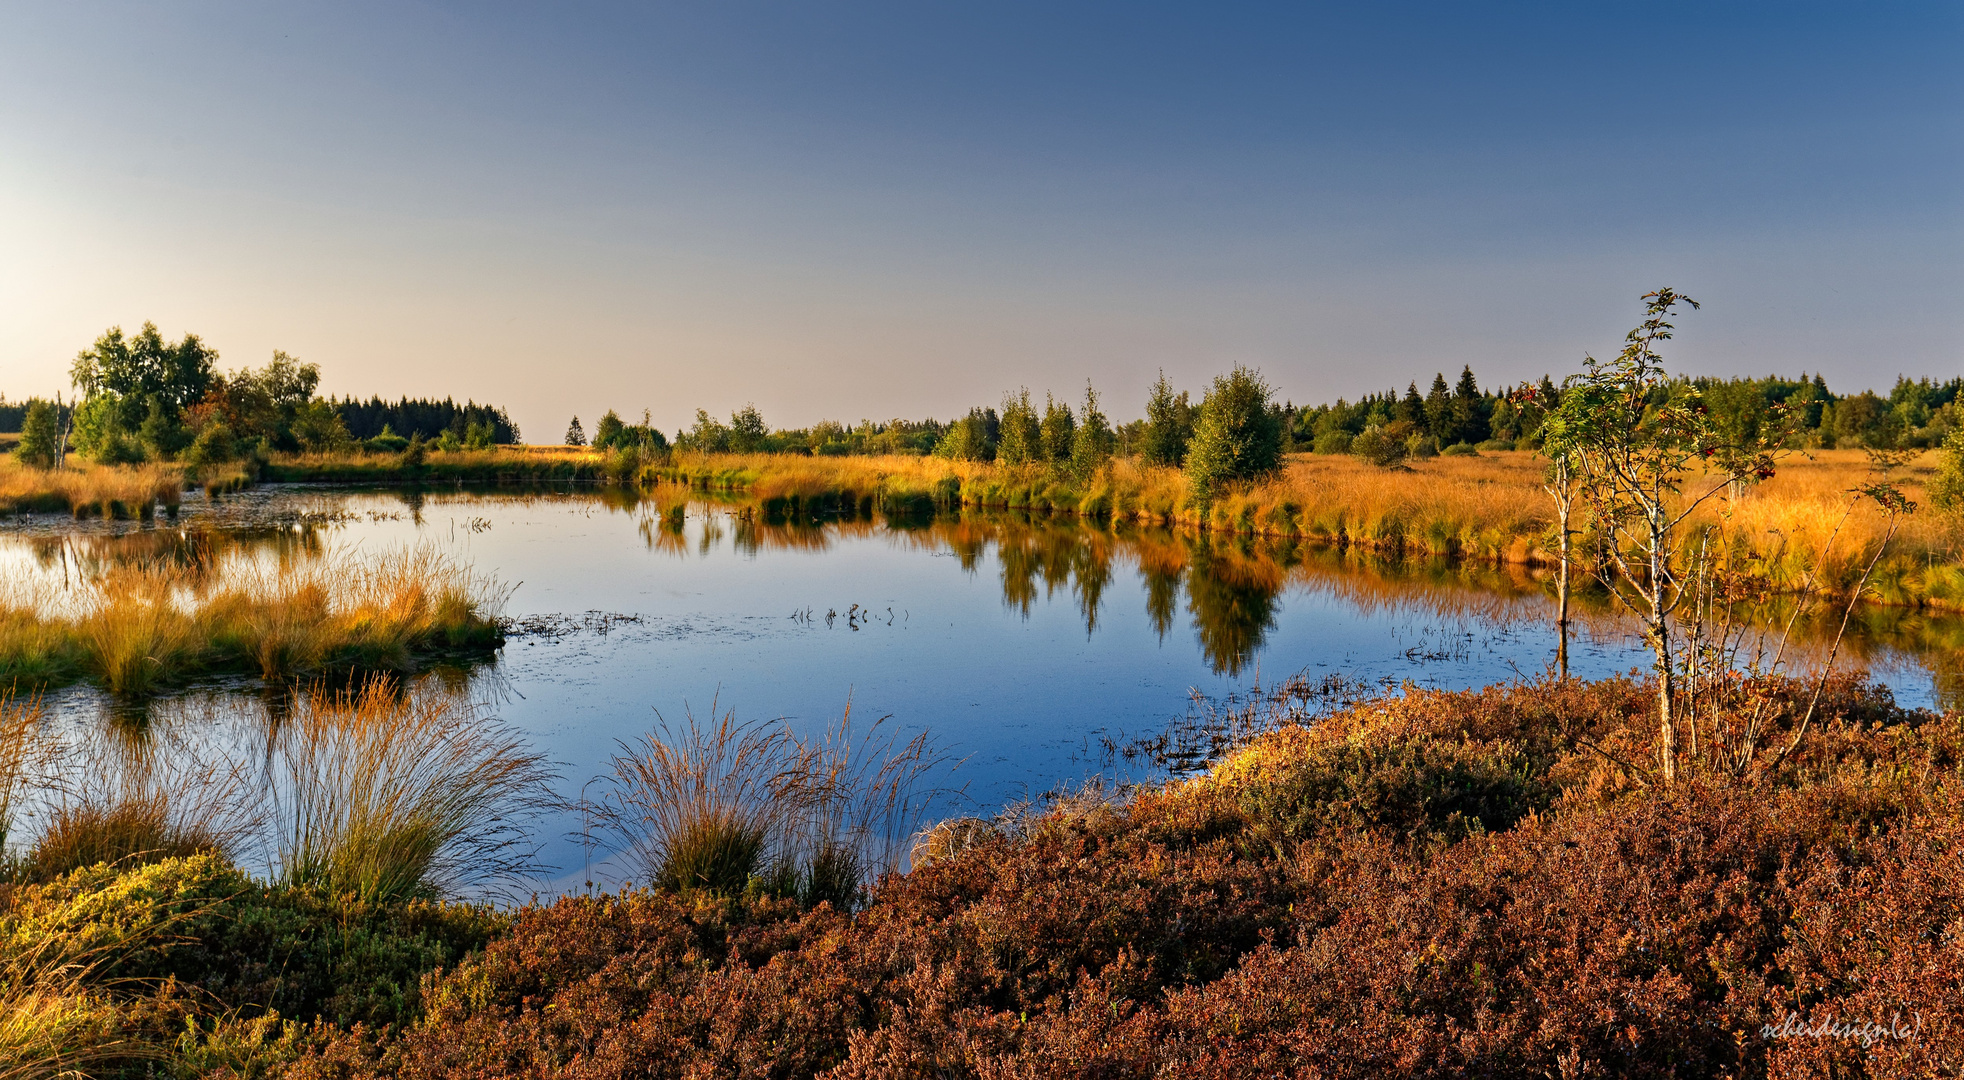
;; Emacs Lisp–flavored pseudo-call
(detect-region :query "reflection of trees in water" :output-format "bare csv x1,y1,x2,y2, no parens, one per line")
18,489,1962,701
1182,536,1286,677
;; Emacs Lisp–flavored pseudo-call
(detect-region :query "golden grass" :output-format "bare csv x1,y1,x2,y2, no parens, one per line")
649,449,1964,607
0,460,182,518
0,545,507,693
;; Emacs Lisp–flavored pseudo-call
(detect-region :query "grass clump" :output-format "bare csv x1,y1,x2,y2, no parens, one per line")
0,545,507,694
602,701,947,909
278,679,555,903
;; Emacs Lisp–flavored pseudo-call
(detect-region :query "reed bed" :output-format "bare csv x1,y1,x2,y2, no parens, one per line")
262,445,606,484
0,545,507,693
0,460,182,519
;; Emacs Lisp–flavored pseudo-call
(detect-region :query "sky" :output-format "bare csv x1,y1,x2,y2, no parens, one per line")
0,1,1959,439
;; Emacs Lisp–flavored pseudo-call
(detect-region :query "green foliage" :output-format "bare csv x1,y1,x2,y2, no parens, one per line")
936,407,998,461
1349,425,1405,467
997,389,1042,465
137,396,190,460
182,422,239,468
1930,427,1964,515
1141,371,1195,467
564,416,586,446
292,399,356,454
68,322,218,411
730,405,767,452
1071,382,1115,474
1233,734,1551,848
1311,430,1352,455
16,400,61,469
364,425,409,454
1039,394,1075,462
1183,365,1282,502
68,393,126,460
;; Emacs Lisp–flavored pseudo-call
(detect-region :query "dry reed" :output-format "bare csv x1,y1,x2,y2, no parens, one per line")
0,460,182,519
0,544,507,693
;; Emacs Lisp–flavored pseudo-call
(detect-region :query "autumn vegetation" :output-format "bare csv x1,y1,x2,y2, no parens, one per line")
2,671,1959,1077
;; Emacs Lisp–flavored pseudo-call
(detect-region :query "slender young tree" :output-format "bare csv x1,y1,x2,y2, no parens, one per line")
1072,381,1115,474
1542,289,1789,782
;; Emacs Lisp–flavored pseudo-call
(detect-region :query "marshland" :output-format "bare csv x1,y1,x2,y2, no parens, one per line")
6,309,1964,1076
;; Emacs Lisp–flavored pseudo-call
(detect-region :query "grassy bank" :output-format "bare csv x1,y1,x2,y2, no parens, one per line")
260,445,606,484
10,672,1961,1077
657,449,1964,608
0,461,183,518
0,546,505,693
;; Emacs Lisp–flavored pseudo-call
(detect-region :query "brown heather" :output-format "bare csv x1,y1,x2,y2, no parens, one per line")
285,674,1964,1079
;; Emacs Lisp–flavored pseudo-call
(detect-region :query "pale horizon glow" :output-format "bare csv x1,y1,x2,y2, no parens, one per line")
1,2,1958,440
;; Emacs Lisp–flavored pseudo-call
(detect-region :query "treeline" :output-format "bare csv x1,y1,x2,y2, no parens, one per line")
332,397,519,445
579,368,1958,477
3,322,521,470
1298,369,1964,457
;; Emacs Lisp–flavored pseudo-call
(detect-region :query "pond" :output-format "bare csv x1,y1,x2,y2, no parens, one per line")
11,483,1961,891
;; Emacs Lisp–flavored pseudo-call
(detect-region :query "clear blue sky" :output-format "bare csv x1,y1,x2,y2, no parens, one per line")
1,1,1957,438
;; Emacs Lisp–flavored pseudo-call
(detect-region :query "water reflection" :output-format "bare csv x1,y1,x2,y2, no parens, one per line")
10,483,1964,704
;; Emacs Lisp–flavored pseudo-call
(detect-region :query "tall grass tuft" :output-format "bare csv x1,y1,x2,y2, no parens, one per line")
277,678,555,902
603,702,799,896
603,700,952,907
23,718,263,882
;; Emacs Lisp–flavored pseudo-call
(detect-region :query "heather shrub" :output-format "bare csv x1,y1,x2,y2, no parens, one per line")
1223,731,1553,848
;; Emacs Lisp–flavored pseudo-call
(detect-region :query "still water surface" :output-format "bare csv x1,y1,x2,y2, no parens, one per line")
11,484,1959,888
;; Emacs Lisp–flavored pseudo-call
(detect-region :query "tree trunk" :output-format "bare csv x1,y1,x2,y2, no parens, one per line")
1651,528,1677,783
1555,502,1571,680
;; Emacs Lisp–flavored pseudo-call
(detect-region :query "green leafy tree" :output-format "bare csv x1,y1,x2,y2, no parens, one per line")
935,407,998,462
1930,428,1964,515
137,395,191,460
1541,289,1791,783
1071,382,1115,474
1349,425,1407,468
997,389,1041,466
1184,365,1283,502
1140,371,1194,467
593,410,626,450
16,400,61,469
69,322,218,412
1039,394,1075,462
730,405,767,452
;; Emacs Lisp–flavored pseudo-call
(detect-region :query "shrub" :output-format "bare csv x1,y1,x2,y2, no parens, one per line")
1405,433,1440,459
15,400,61,469
1476,438,1516,451
1311,430,1353,455
1349,425,1406,467
1184,365,1282,501
1440,441,1480,457
1929,427,1964,515
181,422,238,468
